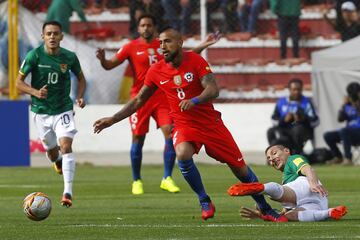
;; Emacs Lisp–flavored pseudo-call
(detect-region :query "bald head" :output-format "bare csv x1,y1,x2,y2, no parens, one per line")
159,27,183,63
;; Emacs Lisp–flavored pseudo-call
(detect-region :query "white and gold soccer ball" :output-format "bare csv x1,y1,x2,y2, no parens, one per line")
23,192,52,221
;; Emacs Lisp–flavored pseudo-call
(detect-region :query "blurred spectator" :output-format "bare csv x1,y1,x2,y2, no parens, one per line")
46,0,88,34
221,0,239,33
21,0,51,12
130,0,165,38
267,78,319,154
323,82,360,165
324,1,360,41
270,0,301,59
238,0,266,35
160,0,198,35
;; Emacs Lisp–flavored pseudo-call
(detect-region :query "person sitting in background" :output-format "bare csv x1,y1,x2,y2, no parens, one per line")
323,82,360,165
267,78,319,154
324,1,360,42
238,0,266,36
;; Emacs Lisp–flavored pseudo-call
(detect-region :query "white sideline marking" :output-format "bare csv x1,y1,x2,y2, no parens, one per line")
67,223,359,228
0,184,43,188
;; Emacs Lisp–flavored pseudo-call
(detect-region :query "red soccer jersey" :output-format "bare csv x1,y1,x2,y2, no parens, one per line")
115,38,163,98
145,51,221,127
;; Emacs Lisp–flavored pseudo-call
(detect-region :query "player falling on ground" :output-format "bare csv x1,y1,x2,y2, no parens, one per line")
228,144,347,221
93,27,283,221
96,14,220,195
16,21,86,207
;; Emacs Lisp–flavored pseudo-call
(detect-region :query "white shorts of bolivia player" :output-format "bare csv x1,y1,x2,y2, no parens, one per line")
283,176,328,211
31,110,77,150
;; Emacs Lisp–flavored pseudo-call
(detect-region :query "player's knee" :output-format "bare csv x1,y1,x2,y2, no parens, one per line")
59,142,72,154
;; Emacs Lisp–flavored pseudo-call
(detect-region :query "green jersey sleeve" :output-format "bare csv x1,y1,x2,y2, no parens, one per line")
19,50,38,76
70,54,82,76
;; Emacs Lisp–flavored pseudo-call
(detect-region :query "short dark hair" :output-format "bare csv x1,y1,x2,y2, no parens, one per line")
288,78,303,88
265,144,291,155
137,14,157,26
346,82,360,101
42,21,62,32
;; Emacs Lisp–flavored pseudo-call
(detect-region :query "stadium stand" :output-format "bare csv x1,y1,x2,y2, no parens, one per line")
28,1,342,103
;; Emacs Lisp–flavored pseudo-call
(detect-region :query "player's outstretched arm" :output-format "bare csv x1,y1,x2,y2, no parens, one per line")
75,71,86,108
300,165,328,197
192,31,222,54
179,73,219,111
96,48,121,70
93,85,156,133
16,74,48,99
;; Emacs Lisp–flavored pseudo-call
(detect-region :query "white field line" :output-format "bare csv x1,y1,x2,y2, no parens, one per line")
0,184,44,188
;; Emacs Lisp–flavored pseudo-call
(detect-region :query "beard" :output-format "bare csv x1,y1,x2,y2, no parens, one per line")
141,31,153,41
164,49,178,63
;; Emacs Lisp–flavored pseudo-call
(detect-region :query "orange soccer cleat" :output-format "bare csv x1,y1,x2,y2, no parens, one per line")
227,182,265,196
61,193,72,208
329,205,347,220
200,201,215,221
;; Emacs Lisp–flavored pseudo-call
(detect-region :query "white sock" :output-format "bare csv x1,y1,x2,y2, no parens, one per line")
62,153,75,196
264,182,284,200
46,151,62,162
298,210,329,222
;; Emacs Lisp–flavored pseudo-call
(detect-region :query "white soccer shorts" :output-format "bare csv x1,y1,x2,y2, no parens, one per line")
32,110,77,150
283,176,328,211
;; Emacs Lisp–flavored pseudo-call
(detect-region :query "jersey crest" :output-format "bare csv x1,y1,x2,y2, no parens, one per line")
184,72,194,82
148,48,155,55
60,64,68,73
173,75,182,86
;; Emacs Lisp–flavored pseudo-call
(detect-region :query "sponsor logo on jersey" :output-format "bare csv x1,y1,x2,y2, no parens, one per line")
60,64,68,73
173,75,182,86
184,72,194,82
136,51,144,55
148,48,155,55
38,64,51,68
293,157,304,167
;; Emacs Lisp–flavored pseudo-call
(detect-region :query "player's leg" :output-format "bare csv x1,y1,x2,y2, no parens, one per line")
159,124,180,193
32,113,62,173
129,108,151,195
54,110,77,207
176,141,215,220
204,123,285,221
295,206,347,221
131,134,145,195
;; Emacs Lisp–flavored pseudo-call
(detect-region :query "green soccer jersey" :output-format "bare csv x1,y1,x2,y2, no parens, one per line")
20,45,82,115
282,154,309,184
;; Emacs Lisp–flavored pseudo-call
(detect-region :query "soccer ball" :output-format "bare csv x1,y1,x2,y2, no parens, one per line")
23,192,52,221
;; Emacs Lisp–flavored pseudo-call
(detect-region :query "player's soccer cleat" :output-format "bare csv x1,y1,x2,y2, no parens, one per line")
53,158,63,175
261,208,288,222
200,200,216,220
160,176,180,193
132,180,144,195
329,205,347,220
60,193,72,208
227,182,265,196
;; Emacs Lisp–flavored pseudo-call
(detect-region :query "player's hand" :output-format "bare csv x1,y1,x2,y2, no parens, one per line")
93,117,115,134
310,182,328,197
76,98,86,108
240,207,262,220
96,48,105,61
204,31,222,46
179,99,195,111
36,85,48,99
284,113,294,123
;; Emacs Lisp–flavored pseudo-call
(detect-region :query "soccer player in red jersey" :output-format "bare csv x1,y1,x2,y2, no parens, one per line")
96,14,219,195
93,27,283,221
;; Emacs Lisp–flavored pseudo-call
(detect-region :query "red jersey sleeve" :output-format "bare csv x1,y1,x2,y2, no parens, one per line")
194,53,212,79
115,42,131,63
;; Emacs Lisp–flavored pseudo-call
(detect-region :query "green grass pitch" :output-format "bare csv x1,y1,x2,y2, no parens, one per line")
0,163,359,239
